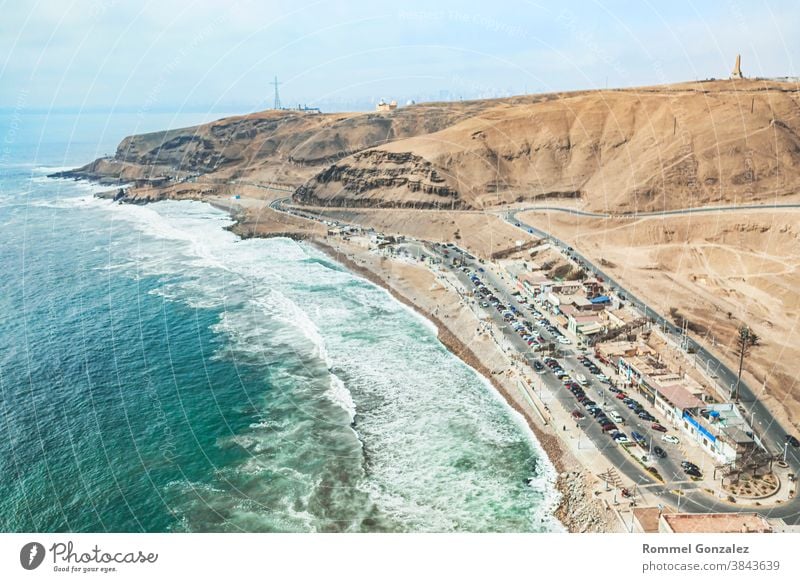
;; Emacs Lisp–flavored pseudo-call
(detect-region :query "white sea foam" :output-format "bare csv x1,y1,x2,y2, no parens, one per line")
327,373,356,423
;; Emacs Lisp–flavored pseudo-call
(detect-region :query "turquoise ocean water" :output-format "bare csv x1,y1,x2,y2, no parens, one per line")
0,112,561,532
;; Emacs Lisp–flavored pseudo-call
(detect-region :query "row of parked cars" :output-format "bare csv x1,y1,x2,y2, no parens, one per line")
555,359,622,437
562,355,682,454
470,274,553,350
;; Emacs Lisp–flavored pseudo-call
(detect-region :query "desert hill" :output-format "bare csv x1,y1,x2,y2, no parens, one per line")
57,78,800,211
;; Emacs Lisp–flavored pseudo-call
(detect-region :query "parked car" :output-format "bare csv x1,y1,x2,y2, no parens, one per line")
684,466,702,478
571,410,585,420
651,423,667,433
631,431,646,444
653,446,666,458
661,435,680,445
785,434,800,448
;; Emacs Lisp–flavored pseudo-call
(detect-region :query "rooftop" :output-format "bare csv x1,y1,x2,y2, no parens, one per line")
721,425,754,444
661,512,771,533
652,381,705,411
519,272,553,285
597,340,642,358
634,506,675,533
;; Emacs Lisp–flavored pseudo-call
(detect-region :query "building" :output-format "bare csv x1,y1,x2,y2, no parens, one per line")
659,512,771,534
517,273,554,296
582,277,603,296
564,305,605,338
681,403,764,467
652,381,704,427
550,281,582,295
376,99,398,112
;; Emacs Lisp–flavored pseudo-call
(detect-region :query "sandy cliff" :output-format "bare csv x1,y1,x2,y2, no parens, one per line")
56,78,800,213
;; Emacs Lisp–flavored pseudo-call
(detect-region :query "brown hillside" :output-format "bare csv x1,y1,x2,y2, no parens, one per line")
57,79,800,212
363,79,800,211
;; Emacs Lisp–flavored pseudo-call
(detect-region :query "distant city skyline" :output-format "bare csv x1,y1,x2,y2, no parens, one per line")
1,0,798,113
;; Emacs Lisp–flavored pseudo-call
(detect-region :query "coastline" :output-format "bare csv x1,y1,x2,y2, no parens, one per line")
307,238,570,522
304,238,618,533
92,189,618,532
215,196,618,532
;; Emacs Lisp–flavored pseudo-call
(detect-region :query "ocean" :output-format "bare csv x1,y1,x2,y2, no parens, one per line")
0,112,561,532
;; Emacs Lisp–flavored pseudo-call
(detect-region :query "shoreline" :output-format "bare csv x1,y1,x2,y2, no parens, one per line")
222,200,615,532
307,237,572,478
97,190,618,532
303,239,616,533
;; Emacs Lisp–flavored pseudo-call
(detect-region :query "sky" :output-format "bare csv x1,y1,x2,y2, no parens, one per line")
1,0,798,114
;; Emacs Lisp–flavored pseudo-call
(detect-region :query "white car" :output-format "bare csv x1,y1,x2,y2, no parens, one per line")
557,337,572,345
661,435,680,445
609,411,624,423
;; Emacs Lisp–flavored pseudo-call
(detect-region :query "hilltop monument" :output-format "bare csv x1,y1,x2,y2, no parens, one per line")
731,54,744,79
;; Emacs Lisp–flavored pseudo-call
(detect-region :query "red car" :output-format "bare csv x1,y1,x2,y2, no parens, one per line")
616,393,627,400
571,410,585,420
651,423,667,433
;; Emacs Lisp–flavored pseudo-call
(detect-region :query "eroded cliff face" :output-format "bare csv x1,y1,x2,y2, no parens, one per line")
293,150,464,209
54,79,800,213
52,104,482,188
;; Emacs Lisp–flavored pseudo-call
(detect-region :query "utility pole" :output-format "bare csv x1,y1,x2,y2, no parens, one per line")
272,76,282,110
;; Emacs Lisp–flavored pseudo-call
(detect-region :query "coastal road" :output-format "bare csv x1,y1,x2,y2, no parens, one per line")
505,202,800,219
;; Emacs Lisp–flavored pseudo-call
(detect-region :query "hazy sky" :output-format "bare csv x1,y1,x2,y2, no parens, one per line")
1,0,797,113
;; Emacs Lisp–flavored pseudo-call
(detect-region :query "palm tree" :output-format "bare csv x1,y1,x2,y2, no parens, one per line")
732,324,759,402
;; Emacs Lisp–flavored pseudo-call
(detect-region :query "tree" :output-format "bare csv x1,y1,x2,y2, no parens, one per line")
732,324,759,402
